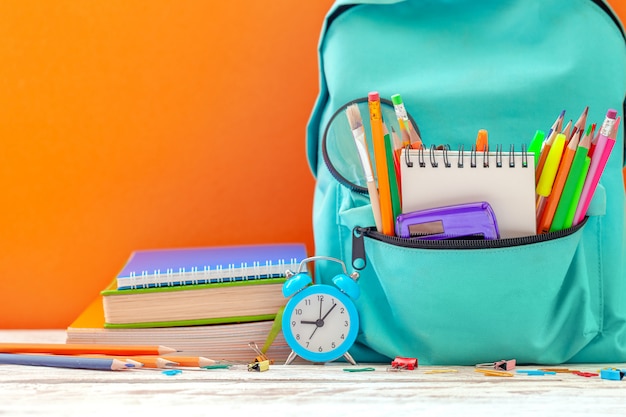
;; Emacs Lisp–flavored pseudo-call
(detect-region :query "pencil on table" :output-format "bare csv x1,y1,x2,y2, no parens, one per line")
0,353,132,371
0,342,177,356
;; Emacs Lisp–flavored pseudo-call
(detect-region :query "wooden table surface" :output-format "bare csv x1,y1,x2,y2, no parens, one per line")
1,330,625,416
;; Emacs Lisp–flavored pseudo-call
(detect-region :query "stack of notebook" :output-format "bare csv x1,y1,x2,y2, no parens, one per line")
66,243,308,363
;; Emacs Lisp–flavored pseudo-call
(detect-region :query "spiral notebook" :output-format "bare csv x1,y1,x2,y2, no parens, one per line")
400,146,536,239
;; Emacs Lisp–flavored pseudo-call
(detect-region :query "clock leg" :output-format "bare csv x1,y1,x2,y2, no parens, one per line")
343,352,357,366
284,350,298,365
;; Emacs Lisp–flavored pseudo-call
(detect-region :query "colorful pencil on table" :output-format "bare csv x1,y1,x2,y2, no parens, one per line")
132,356,216,368
346,103,383,232
0,342,177,356
550,126,592,232
369,91,394,236
573,110,619,225
537,130,580,233
0,353,132,371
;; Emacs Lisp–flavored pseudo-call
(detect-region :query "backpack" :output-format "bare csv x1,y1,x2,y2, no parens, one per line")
306,0,626,365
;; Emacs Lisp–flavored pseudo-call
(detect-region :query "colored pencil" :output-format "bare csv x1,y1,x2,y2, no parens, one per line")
346,103,383,232
384,123,402,225
368,91,394,235
573,111,619,225
391,93,412,148
563,156,591,228
0,353,132,371
537,130,580,233
0,342,177,356
569,106,588,141
550,127,592,232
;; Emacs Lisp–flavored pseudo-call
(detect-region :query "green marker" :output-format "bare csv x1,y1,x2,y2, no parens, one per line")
528,129,545,170
563,156,591,229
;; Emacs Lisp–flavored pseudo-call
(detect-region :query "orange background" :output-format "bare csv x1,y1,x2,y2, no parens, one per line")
1,1,624,329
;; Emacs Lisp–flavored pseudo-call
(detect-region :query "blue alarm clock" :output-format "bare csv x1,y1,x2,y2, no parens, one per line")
281,256,360,365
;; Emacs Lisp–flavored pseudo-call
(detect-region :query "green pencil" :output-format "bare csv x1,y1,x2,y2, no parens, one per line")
550,131,591,231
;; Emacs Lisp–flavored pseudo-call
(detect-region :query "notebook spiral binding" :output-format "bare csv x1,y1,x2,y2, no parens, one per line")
404,144,529,169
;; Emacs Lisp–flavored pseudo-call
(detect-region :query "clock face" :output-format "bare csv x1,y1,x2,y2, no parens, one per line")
282,284,359,363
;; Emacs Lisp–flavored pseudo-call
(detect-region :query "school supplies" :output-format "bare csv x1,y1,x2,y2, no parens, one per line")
535,133,566,222
115,243,307,290
395,201,499,240
0,353,132,371
475,129,488,152
66,294,293,362
401,146,535,239
306,0,625,366
102,277,286,328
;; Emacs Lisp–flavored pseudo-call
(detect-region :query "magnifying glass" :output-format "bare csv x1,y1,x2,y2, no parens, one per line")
321,96,421,194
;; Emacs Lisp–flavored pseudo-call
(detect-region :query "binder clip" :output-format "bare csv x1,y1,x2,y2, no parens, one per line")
388,356,418,371
476,359,516,371
248,359,270,372
249,341,274,365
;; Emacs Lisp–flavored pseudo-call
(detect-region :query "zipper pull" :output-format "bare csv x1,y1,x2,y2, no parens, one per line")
352,227,367,270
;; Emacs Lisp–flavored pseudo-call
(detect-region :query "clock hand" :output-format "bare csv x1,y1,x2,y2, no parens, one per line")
308,303,337,340
318,297,323,319
300,320,318,325
320,302,337,321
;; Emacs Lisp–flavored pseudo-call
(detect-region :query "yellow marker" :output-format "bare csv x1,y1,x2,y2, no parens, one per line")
536,133,566,197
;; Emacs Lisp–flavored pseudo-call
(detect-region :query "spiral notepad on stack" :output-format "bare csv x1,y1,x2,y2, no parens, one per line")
400,146,536,239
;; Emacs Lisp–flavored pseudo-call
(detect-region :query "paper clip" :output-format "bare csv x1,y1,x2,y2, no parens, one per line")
476,359,516,371
475,369,514,377
248,359,270,372
388,356,418,371
249,341,274,365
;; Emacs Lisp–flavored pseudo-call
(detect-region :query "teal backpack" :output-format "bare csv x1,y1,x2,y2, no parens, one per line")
306,0,626,365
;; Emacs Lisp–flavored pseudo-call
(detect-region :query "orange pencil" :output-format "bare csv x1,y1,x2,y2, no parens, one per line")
368,91,394,235
132,355,216,368
0,343,178,356
537,130,581,233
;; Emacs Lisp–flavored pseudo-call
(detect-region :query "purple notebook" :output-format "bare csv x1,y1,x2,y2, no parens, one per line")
116,243,307,290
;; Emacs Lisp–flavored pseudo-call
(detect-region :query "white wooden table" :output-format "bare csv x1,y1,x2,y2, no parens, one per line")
1,330,625,416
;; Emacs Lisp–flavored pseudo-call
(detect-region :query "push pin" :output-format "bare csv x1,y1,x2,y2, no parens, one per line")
389,356,418,371
476,359,516,371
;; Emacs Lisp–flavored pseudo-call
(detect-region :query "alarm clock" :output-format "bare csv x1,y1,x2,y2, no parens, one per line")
281,256,360,365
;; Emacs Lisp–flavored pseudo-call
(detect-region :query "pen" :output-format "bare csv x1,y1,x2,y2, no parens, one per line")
0,353,133,371
369,91,395,235
346,103,383,232
573,110,619,225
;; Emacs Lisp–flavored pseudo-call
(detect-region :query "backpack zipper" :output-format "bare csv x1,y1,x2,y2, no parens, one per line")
351,221,585,270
